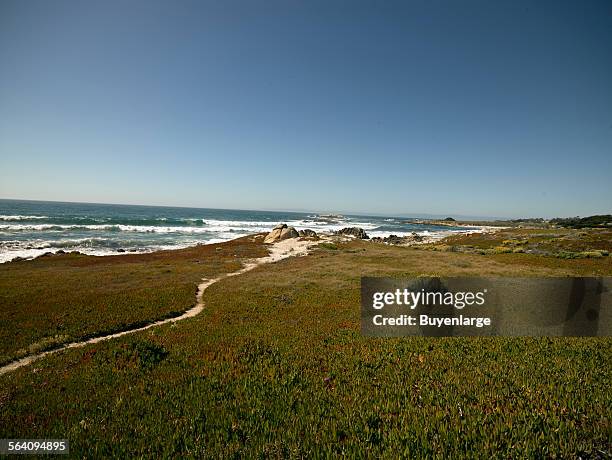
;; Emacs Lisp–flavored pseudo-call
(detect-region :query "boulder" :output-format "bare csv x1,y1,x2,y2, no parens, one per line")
383,234,405,245
264,224,299,243
370,232,424,245
411,232,424,242
280,226,299,240
264,224,286,243
336,227,369,239
298,229,317,237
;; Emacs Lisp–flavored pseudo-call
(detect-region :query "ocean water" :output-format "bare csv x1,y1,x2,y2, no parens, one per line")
0,200,476,263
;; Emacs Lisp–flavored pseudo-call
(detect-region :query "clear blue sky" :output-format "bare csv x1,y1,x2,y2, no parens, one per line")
1,0,611,218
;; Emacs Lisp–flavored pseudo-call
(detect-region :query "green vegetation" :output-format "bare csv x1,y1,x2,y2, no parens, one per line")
551,215,612,229
101,339,169,371
0,231,610,457
0,237,267,365
421,215,611,229
430,228,612,265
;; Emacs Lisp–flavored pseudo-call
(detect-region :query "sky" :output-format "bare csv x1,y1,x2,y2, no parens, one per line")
0,0,611,218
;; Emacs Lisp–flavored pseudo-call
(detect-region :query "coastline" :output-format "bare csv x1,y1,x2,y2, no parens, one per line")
0,200,507,264
1,224,500,264
1,220,610,456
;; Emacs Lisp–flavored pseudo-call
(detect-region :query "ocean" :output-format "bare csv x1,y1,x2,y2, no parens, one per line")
0,199,476,263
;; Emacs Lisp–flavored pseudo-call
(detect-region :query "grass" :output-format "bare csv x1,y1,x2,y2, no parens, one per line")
0,237,267,365
0,231,610,457
436,228,612,257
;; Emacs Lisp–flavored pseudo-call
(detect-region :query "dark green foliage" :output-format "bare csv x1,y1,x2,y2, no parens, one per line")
551,215,612,228
104,340,169,371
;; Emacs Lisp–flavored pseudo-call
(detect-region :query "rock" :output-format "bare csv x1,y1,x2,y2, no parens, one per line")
264,224,299,243
56,250,65,255
411,232,424,242
336,227,369,239
117,248,126,253
11,256,26,262
370,232,424,245
384,234,405,245
279,226,299,240
298,229,317,237
39,252,54,257
264,224,286,243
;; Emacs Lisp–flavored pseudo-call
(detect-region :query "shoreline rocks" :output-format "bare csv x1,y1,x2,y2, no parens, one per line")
298,229,317,237
336,227,369,239
370,232,425,245
264,224,300,244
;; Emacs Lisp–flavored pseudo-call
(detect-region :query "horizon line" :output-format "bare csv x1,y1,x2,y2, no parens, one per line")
1,196,604,221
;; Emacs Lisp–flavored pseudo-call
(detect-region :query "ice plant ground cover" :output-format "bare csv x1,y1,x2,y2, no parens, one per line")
0,229,610,457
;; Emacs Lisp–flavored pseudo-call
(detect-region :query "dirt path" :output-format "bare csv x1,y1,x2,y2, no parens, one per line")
0,238,317,376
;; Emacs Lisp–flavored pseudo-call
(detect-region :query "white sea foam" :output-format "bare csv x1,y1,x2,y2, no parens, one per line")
0,212,485,263
0,215,49,221
367,228,479,239
0,224,215,233
0,240,218,263
0,245,181,263
0,219,377,234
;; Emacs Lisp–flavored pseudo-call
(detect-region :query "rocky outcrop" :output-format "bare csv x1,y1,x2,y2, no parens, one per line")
336,227,369,239
298,229,317,237
370,232,424,245
264,224,299,244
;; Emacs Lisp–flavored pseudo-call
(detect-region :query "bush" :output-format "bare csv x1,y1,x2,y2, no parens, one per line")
578,251,605,259
99,340,169,371
550,215,612,228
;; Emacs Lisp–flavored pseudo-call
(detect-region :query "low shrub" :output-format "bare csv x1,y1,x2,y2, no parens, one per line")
578,250,606,259
97,340,169,371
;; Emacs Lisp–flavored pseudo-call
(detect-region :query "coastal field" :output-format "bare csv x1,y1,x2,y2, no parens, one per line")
0,228,610,457
0,240,267,365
